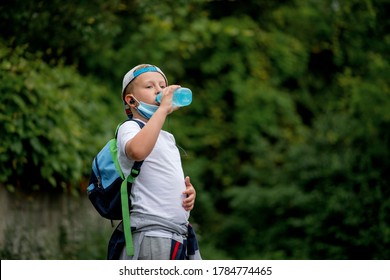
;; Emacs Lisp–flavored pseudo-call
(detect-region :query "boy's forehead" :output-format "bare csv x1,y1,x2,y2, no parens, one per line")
122,64,168,95
134,72,167,84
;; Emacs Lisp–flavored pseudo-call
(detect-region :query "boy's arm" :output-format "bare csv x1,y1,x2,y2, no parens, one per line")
125,85,180,161
126,109,167,161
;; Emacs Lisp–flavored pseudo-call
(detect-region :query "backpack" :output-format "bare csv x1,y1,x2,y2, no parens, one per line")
87,118,144,258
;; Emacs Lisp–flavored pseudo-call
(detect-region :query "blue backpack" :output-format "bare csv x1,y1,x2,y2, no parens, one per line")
87,119,144,258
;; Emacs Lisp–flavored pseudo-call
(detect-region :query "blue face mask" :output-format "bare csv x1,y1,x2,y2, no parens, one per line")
135,100,159,120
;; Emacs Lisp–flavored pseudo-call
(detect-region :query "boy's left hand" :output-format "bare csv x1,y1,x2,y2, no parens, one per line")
182,176,196,211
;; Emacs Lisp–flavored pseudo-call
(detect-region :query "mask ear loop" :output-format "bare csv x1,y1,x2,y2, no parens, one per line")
124,95,138,119
128,94,142,107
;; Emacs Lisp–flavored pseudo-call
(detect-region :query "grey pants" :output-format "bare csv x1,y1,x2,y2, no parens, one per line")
119,233,173,260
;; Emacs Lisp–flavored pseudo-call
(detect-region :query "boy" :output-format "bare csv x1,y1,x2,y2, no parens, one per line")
117,64,200,260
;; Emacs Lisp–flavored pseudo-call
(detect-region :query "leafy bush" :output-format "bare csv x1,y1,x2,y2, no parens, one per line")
0,44,122,192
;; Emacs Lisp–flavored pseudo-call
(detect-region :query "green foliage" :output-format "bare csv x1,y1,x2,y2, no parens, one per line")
0,0,122,66
0,44,121,191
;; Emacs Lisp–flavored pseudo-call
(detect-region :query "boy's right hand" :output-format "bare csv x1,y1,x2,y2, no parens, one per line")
158,85,181,115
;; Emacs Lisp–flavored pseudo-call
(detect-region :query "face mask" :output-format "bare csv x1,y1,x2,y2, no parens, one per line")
135,99,159,120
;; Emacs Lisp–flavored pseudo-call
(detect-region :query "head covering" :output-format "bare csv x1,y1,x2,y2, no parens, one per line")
121,64,168,118
122,64,168,98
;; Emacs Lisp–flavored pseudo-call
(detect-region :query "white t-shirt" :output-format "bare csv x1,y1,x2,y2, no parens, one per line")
117,119,189,232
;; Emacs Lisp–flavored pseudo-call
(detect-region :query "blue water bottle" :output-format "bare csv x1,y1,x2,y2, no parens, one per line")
155,87,192,107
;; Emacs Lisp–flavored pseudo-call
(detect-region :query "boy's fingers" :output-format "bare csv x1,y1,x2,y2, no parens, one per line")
185,176,191,186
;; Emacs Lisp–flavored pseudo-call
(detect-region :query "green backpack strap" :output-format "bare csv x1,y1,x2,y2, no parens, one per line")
118,118,145,257
121,175,134,256
120,163,143,257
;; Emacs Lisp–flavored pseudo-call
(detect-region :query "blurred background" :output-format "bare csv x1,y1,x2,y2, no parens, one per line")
0,0,389,260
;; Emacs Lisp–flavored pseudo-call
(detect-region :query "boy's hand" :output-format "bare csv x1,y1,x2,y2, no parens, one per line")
158,85,181,115
182,176,196,211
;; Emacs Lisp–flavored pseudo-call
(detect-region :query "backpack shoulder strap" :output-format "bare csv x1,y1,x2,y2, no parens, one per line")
118,118,145,257
130,119,145,129
115,118,145,139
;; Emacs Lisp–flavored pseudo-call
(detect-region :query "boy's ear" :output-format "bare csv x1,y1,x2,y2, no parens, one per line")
125,94,136,105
